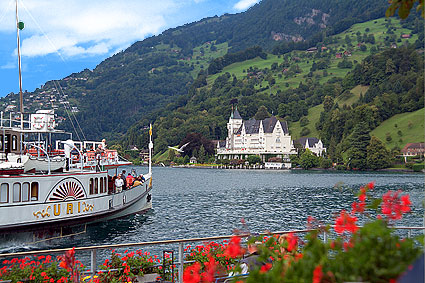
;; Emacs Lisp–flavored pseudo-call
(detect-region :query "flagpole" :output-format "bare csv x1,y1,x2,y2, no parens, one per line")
15,0,24,129
149,124,152,175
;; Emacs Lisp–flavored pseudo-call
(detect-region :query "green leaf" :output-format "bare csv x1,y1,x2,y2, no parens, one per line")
367,198,382,210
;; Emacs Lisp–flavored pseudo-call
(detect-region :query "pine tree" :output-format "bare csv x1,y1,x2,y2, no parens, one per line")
254,106,271,120
367,136,391,170
347,122,371,170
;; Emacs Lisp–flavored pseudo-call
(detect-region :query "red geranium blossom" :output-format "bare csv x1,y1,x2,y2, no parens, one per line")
334,210,358,234
381,190,411,220
313,265,323,283
224,236,244,258
183,262,201,283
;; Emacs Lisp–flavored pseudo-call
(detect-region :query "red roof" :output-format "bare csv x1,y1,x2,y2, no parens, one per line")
401,143,425,154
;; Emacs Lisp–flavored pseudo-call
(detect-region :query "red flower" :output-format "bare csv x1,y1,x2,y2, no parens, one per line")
334,210,358,234
224,236,244,258
367,182,375,190
381,190,411,220
41,271,47,277
313,265,323,283
183,262,201,283
283,233,298,252
260,263,272,274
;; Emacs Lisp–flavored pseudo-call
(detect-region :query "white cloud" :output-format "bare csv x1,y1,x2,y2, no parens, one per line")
233,0,259,11
0,0,180,58
0,61,15,69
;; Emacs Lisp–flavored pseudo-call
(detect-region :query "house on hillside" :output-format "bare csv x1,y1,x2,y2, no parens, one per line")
216,108,295,163
401,143,425,162
295,137,326,156
306,47,318,53
343,51,352,57
401,34,411,39
335,53,342,59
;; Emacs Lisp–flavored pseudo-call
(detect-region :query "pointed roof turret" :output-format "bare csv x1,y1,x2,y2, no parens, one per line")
233,107,242,119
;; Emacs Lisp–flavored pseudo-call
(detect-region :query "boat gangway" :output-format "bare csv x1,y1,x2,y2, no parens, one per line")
0,226,423,283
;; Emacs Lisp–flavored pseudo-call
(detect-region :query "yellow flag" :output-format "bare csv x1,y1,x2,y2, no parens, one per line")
149,124,152,136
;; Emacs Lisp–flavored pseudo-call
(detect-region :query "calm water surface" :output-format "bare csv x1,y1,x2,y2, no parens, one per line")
2,167,424,255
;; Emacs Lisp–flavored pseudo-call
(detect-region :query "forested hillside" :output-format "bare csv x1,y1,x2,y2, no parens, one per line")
0,0,391,141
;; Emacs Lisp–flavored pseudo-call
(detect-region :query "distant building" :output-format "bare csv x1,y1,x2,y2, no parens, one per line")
216,108,295,162
190,156,197,164
401,143,425,162
335,53,342,59
401,34,411,38
295,137,326,156
306,47,318,53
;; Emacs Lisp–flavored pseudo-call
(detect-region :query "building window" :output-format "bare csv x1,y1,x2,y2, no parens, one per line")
31,182,39,201
0,183,8,203
13,182,21,202
22,182,30,202
12,135,17,150
95,178,99,194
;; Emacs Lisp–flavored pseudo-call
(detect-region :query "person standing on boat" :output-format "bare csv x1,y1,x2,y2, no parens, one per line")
115,173,124,193
101,139,107,150
121,170,127,189
126,173,135,188
95,145,103,171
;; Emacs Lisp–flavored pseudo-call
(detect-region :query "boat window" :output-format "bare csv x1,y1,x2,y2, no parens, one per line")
22,182,30,202
95,178,99,194
0,183,8,203
13,183,21,202
104,177,107,193
12,135,17,150
89,178,94,195
31,182,39,201
0,135,3,150
100,177,104,194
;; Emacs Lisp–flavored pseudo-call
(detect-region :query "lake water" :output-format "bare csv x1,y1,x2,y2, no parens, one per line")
2,167,424,256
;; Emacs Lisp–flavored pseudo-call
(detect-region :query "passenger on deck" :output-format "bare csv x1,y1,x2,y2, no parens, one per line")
126,173,135,188
101,139,107,150
132,176,143,188
95,145,103,171
115,174,124,193
121,170,127,189
139,174,145,183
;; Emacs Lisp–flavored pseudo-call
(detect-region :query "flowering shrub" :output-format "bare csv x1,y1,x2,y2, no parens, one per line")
183,182,424,282
92,249,161,283
0,254,77,283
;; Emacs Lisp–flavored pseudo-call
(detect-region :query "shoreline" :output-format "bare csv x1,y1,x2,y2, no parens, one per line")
164,164,419,173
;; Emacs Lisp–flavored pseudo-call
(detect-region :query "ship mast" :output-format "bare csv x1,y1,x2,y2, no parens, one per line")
15,0,24,129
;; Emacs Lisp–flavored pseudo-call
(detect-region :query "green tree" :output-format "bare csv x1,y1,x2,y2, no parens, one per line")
300,149,319,169
323,96,334,112
367,136,391,170
198,145,206,163
254,105,271,120
168,148,176,161
247,155,262,164
347,122,371,170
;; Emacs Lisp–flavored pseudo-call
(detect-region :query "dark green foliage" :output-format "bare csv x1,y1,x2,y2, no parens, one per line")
347,122,371,170
247,155,262,164
254,106,271,120
300,149,319,169
300,127,311,136
367,136,391,170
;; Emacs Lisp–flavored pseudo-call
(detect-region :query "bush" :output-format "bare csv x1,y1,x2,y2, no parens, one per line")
319,158,333,169
412,164,424,172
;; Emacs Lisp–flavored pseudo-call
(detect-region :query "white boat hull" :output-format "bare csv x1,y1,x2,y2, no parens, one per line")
0,172,153,233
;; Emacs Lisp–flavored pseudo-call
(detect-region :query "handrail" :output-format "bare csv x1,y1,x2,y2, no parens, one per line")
24,142,51,174
0,227,423,258
0,226,423,283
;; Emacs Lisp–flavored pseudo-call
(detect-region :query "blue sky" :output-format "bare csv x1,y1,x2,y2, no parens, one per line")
0,0,261,97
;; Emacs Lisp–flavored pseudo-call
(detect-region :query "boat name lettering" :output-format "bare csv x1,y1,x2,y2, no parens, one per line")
33,206,51,219
33,202,94,218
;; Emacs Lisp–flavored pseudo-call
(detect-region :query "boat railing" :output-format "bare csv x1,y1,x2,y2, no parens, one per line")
0,226,423,283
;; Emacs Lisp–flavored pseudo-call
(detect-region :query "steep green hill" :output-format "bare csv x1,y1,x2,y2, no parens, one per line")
0,0,392,141
370,108,424,149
